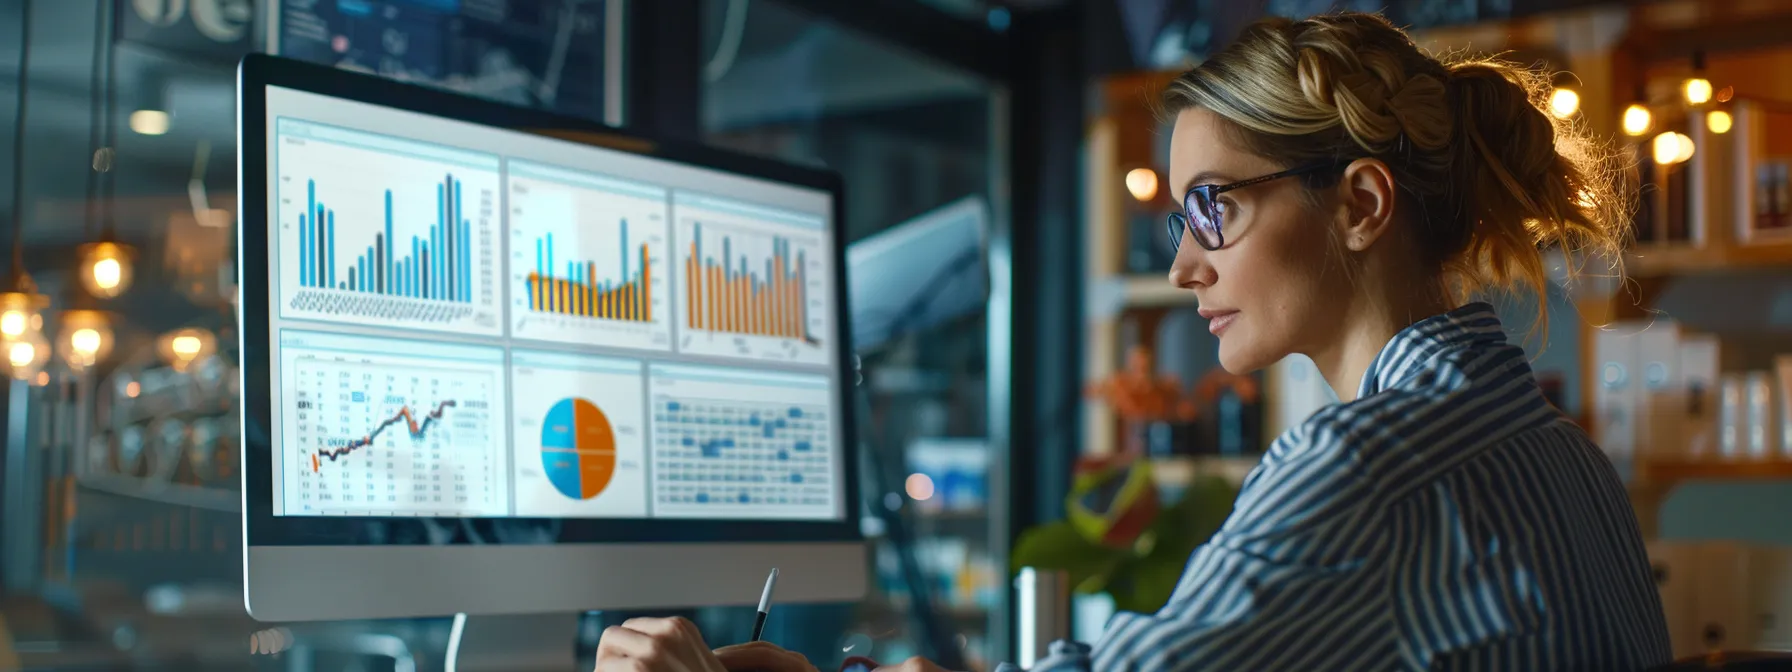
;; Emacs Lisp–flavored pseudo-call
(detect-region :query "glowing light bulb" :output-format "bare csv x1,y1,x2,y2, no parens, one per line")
129,109,170,135
8,341,33,368
1549,88,1580,119
0,311,23,338
72,329,100,355
1623,104,1652,136
172,335,201,357
79,241,134,298
1653,132,1695,165
57,310,114,372
1708,110,1733,134
1125,168,1159,202
1684,77,1712,105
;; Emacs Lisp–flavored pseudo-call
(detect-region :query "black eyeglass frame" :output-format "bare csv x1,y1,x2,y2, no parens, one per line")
1166,161,1344,252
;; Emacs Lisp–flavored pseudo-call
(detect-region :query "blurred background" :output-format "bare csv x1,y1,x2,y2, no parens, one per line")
1,0,1791,669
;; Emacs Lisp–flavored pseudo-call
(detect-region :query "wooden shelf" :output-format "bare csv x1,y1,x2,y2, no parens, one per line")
1626,240,1792,277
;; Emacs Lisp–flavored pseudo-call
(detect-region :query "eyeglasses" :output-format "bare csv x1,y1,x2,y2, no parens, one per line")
1166,162,1343,252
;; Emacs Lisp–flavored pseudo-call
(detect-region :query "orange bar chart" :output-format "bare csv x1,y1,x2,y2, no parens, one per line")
683,222,811,340
524,223,652,322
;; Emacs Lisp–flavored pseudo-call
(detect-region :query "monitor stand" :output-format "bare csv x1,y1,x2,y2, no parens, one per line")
445,612,581,671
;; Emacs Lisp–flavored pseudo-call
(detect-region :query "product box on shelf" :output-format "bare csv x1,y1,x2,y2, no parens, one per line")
1679,335,1723,460
1647,540,1701,659
1637,321,1684,462
1594,323,1644,473
1777,355,1792,457
1745,371,1780,460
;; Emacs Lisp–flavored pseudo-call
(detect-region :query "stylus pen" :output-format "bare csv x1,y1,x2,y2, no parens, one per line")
750,567,779,642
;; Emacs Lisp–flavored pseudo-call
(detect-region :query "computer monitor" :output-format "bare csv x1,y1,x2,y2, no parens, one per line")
235,54,865,625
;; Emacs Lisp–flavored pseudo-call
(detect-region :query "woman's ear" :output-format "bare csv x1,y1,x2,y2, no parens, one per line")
1336,157,1398,251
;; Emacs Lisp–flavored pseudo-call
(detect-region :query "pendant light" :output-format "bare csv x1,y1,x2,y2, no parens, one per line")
2,0,51,383
60,0,115,374
78,0,135,300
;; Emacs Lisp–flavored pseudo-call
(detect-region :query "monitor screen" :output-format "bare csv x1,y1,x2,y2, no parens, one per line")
258,85,845,524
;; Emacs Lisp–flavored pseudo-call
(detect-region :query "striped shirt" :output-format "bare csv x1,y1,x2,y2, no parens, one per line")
1092,303,1671,671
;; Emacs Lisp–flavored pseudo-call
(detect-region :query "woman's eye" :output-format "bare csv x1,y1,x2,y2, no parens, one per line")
1213,199,1233,221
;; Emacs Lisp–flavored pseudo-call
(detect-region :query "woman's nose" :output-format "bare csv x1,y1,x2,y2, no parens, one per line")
1167,233,1215,290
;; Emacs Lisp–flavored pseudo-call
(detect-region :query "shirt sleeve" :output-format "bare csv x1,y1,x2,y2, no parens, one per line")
1091,410,1394,671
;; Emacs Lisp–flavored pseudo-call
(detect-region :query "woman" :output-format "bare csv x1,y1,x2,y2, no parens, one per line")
595,11,1670,672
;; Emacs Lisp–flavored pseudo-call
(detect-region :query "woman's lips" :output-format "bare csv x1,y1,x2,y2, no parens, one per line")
1207,311,1239,336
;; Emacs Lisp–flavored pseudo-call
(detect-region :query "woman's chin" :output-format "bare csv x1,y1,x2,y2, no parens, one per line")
1217,336,1281,375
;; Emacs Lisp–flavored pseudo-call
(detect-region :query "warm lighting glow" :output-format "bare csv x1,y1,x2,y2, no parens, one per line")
72,329,100,354
8,342,32,368
904,473,935,501
157,327,218,372
1708,110,1734,134
129,109,170,135
172,335,201,357
1549,88,1580,119
57,309,114,372
125,381,141,397
0,291,46,338
1653,132,1695,165
1716,86,1734,103
1684,77,1712,105
33,371,47,386
79,241,135,298
4,330,49,382
1623,104,1652,136
1125,168,1159,202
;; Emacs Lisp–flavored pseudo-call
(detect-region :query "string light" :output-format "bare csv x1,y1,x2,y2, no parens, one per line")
1549,87,1581,119
1623,104,1653,136
56,307,113,373
1708,110,1733,134
1684,50,1712,105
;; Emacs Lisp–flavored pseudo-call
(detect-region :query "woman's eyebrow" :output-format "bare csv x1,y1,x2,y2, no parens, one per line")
1180,170,1238,194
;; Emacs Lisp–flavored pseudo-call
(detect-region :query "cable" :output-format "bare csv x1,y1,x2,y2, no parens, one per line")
84,0,105,238
704,0,749,84
8,0,33,277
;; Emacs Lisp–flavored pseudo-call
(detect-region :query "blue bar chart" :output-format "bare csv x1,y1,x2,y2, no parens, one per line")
508,161,672,351
275,118,501,335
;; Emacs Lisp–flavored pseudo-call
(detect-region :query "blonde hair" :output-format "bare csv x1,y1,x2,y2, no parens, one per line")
1163,12,1630,331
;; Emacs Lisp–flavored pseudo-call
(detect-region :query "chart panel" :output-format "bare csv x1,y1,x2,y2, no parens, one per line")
507,161,673,351
673,193,831,366
647,364,837,520
274,118,501,334
277,331,509,516
510,350,649,517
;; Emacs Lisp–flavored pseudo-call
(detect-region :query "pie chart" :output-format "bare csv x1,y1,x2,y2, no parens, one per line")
540,397,617,500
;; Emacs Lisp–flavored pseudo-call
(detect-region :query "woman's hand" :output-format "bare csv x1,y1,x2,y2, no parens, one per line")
713,641,820,672
594,617,725,672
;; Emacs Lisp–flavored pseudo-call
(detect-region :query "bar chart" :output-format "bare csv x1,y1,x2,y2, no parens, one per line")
275,119,501,334
674,199,830,365
647,364,837,520
509,161,672,351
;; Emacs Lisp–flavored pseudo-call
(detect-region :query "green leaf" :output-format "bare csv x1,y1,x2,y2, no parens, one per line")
1010,521,1122,584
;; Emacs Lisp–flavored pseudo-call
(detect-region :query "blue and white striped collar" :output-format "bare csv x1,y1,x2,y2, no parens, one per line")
1355,302,1508,400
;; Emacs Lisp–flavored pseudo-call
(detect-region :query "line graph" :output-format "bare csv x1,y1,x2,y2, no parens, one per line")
275,118,501,335
310,400,458,470
278,331,509,517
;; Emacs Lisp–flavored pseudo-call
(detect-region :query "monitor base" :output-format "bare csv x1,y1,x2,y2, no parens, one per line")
445,612,580,671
